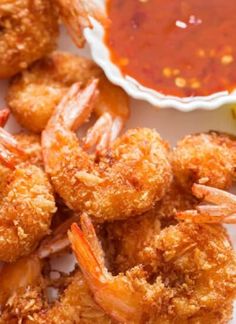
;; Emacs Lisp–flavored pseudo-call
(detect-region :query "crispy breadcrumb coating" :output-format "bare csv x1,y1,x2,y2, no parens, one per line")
0,0,58,79
7,51,129,133
71,218,236,324
0,164,56,262
104,180,198,273
172,132,236,190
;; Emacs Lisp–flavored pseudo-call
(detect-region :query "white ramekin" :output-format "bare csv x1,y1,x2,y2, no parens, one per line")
84,13,236,112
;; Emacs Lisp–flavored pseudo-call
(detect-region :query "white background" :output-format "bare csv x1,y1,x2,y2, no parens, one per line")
0,26,235,322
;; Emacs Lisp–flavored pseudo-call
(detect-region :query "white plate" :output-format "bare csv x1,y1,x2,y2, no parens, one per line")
0,26,235,322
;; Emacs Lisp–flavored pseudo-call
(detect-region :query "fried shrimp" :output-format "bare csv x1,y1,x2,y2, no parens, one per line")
0,0,58,79
0,242,112,323
70,214,236,324
42,81,172,222
104,180,198,273
0,127,56,262
104,210,162,274
7,51,130,144
172,132,236,190
177,184,236,224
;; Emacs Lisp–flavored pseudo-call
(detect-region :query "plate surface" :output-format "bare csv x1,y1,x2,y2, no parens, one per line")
0,26,235,322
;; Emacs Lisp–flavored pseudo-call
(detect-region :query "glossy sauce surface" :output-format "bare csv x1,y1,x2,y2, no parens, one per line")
105,0,236,97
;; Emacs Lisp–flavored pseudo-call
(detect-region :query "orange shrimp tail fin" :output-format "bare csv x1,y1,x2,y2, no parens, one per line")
177,184,236,224
0,109,10,127
0,143,16,169
0,127,28,168
68,222,106,287
80,213,106,267
48,79,99,131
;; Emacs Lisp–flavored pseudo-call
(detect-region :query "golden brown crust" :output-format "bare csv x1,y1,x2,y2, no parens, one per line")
104,180,198,273
7,51,129,133
0,260,112,324
0,0,58,79
47,127,172,221
70,216,236,323
147,223,236,323
14,133,42,167
0,164,56,262
31,272,113,324
172,133,235,190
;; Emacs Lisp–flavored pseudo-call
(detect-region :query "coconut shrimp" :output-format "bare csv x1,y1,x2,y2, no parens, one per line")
69,214,236,324
172,132,236,191
177,183,236,224
42,81,172,222
104,180,198,273
0,239,112,323
0,127,56,262
0,0,58,79
7,51,130,148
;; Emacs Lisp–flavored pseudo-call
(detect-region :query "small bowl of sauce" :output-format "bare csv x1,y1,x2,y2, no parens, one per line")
84,0,236,110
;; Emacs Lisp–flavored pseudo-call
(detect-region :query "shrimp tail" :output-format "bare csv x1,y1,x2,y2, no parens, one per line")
49,79,99,131
0,142,16,169
0,109,10,127
0,127,28,168
69,217,144,324
84,112,113,152
110,116,124,143
84,113,125,153
177,184,236,223
68,222,106,287
38,214,81,259
80,213,106,267
193,183,236,206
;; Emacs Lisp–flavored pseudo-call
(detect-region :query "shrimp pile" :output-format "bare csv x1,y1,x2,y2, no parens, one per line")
69,214,236,324
0,236,112,323
0,0,58,79
0,32,236,321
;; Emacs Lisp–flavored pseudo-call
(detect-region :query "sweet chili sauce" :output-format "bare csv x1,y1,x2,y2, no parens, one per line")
105,0,236,97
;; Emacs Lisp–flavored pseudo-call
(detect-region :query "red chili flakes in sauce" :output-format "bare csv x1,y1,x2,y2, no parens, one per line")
105,0,236,97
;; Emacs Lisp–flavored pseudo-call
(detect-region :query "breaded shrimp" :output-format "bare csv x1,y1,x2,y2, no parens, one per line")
0,127,56,262
0,242,112,323
7,51,130,145
69,214,236,324
177,184,236,224
0,0,58,79
32,271,113,324
104,180,198,273
104,210,162,274
172,132,236,190
42,81,172,221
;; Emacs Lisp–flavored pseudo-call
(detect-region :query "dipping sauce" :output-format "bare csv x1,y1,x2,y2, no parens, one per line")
105,0,236,97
